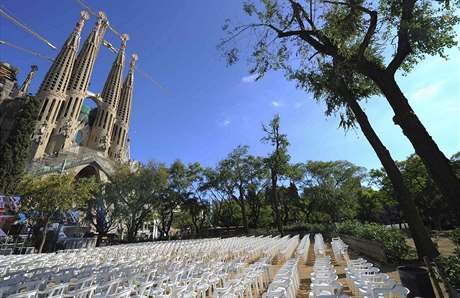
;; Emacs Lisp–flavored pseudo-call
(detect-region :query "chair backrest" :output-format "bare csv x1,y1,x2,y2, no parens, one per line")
73,285,97,298
262,288,287,298
6,289,38,298
41,283,68,297
312,282,342,297
373,285,410,298
106,288,132,298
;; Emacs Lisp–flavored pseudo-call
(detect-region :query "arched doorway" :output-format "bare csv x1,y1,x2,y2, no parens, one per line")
75,164,100,181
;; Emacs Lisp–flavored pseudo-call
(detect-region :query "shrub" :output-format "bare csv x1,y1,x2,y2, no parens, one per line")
335,221,411,263
284,222,332,235
449,227,460,248
437,255,460,292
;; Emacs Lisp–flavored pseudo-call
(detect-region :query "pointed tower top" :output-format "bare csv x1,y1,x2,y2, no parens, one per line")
120,34,129,50
18,65,38,96
130,54,138,72
95,11,106,28
77,11,90,31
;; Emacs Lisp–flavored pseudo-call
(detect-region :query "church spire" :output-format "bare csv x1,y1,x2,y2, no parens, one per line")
87,35,128,152
45,12,108,154
17,65,38,97
37,11,88,96
108,54,137,161
31,12,88,159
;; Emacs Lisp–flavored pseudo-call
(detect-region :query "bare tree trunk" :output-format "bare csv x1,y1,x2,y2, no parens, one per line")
38,218,49,253
368,71,460,220
343,88,439,258
271,173,283,235
238,186,249,234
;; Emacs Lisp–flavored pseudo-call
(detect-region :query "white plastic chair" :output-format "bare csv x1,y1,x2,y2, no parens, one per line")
309,282,343,298
370,285,410,298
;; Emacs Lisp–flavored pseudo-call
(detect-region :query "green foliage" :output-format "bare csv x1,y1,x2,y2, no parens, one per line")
17,173,97,252
356,188,384,222
261,114,290,175
0,97,40,193
18,173,96,218
219,0,460,222
450,227,460,246
436,217,460,292
262,114,290,233
82,181,121,241
107,161,168,242
284,222,332,235
296,160,366,223
335,221,411,263
211,199,242,229
398,154,451,228
437,255,460,291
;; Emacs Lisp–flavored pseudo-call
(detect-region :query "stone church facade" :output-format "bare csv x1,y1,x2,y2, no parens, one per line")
0,11,138,180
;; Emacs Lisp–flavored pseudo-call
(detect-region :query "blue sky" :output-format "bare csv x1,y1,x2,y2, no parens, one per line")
1,0,459,172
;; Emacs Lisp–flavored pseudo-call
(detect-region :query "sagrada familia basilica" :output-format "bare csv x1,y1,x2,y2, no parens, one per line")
0,12,138,180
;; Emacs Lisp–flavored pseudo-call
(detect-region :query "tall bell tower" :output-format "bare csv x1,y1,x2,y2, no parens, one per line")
87,34,128,153
46,12,107,154
31,11,89,158
108,54,137,161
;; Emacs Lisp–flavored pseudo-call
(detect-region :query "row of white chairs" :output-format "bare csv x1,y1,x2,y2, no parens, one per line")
345,258,409,298
0,236,291,297
313,234,326,256
331,236,410,298
295,234,310,263
212,256,273,298
278,235,300,261
330,238,348,261
262,257,300,298
309,234,346,298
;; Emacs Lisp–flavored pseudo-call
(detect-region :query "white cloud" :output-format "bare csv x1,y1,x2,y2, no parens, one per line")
241,74,257,83
218,120,231,126
412,80,446,101
295,100,307,109
271,100,283,108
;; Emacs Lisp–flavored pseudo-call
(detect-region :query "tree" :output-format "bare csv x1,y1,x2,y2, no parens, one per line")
0,97,40,194
309,61,439,257
298,160,365,222
278,182,300,226
355,188,384,223
107,162,168,242
182,197,210,237
177,162,210,237
369,168,405,227
18,173,96,252
262,114,290,233
83,183,121,246
244,155,270,229
217,145,252,234
220,0,460,220
203,167,243,231
211,199,242,232
157,160,196,239
398,154,451,229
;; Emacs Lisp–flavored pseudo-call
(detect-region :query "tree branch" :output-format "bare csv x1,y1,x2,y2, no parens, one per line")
323,0,378,60
387,0,417,74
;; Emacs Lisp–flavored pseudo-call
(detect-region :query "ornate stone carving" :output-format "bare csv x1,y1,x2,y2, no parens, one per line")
32,121,48,144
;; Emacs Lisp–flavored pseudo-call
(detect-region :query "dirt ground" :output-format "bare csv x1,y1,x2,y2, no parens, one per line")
292,232,456,298
406,231,457,256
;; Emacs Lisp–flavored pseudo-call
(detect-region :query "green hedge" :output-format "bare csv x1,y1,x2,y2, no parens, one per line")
250,220,411,263
335,221,411,263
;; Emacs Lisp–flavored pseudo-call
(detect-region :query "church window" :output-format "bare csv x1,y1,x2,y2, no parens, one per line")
46,99,56,121
39,98,49,118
